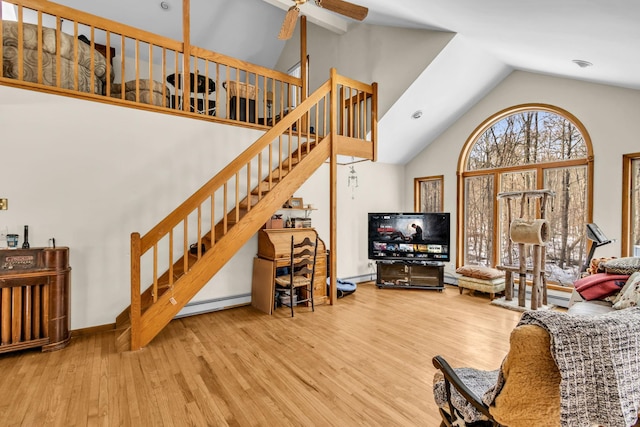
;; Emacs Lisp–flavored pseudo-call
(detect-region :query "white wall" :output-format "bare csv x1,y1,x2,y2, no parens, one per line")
405,71,640,278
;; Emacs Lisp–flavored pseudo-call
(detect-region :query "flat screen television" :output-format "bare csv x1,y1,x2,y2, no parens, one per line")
368,212,450,262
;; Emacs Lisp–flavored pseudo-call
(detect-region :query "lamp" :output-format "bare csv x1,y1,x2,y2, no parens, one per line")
347,159,358,199
266,91,273,119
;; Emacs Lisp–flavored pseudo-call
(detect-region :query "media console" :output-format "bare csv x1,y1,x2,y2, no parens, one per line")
376,260,444,290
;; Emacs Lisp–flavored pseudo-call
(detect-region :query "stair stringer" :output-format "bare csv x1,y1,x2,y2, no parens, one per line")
132,136,331,350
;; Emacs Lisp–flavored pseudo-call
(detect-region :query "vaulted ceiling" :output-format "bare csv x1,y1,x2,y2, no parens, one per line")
54,0,640,164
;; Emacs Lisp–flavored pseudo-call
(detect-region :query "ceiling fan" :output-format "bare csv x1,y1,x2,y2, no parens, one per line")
278,0,369,40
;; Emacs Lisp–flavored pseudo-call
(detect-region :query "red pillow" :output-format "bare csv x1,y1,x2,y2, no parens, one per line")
574,273,629,300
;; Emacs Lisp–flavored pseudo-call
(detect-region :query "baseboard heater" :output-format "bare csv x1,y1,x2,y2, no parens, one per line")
337,273,375,283
175,293,251,319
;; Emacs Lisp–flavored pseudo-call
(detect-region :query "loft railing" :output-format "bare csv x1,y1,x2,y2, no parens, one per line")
127,69,376,350
0,0,300,126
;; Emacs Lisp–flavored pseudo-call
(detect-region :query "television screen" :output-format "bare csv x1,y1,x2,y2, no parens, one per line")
368,212,450,262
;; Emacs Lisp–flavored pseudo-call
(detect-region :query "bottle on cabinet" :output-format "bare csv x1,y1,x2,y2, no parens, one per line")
22,225,30,249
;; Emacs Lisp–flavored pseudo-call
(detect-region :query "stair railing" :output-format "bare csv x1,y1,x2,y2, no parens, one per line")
1,0,299,125
127,69,376,350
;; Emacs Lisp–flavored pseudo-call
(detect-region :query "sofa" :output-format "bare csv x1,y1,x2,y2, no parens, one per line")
2,20,111,95
110,78,169,107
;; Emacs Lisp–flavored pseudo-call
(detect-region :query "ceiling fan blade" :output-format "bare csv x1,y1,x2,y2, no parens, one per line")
315,0,368,21
278,6,300,40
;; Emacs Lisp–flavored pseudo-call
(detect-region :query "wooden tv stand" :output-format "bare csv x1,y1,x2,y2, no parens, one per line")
376,260,444,290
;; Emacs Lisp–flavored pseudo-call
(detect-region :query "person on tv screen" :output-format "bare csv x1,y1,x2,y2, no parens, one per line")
411,223,424,242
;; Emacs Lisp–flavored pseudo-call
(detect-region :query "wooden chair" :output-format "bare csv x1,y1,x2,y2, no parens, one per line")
274,235,318,317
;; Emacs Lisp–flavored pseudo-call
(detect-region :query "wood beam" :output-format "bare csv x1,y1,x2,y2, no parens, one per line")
329,67,338,305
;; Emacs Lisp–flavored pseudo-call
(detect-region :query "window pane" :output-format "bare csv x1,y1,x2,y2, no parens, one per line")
468,111,587,171
419,178,443,212
632,159,640,254
498,171,537,267
464,175,494,265
544,166,588,285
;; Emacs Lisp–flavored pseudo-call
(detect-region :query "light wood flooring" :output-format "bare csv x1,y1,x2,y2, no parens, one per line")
0,283,524,426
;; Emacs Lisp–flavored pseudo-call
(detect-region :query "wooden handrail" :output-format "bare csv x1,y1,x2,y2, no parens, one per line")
138,79,333,253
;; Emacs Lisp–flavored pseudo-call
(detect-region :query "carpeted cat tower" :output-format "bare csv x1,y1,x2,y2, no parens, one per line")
497,189,555,310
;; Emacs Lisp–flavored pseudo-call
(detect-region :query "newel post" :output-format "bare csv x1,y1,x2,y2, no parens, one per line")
130,232,142,351
181,0,191,109
371,82,378,162
328,68,338,305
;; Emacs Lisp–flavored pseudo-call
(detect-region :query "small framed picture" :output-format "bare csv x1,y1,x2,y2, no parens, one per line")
288,197,303,209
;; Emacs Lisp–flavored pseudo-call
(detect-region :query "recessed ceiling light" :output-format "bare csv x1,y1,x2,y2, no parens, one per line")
412,110,423,120
160,1,170,10
572,59,593,68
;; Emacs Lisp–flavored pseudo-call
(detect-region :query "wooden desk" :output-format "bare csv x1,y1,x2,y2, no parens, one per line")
252,229,327,314
0,247,71,353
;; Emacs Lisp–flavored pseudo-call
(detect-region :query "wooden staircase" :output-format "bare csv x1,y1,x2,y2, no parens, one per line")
117,71,377,351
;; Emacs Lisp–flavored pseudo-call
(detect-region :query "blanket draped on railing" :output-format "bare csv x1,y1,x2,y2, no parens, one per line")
485,308,640,427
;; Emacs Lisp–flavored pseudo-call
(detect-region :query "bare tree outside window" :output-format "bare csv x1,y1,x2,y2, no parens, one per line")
414,175,443,213
464,175,494,265
499,170,536,269
458,104,593,287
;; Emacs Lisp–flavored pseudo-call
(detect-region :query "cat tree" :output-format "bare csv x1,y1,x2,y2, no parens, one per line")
497,189,554,310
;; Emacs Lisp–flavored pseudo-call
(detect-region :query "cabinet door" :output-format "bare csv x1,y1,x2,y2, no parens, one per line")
408,265,442,287
378,263,409,284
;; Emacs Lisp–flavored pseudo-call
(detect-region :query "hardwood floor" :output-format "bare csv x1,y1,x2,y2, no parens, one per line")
0,283,523,426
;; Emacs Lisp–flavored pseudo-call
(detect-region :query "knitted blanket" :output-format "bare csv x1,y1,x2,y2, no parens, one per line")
485,308,640,427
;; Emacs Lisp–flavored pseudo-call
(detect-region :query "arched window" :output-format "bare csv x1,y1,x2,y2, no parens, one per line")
457,104,593,286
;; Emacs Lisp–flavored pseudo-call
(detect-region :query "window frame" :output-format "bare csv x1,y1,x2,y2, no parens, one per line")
622,152,640,256
456,103,594,286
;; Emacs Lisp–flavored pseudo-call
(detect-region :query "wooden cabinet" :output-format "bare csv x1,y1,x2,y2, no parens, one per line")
252,229,327,314
0,247,71,353
376,261,444,290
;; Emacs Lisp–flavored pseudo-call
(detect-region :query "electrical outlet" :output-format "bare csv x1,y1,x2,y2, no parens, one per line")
0,199,7,210
367,261,373,268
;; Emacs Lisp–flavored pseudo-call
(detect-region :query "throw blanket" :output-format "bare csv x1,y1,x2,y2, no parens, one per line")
484,308,640,427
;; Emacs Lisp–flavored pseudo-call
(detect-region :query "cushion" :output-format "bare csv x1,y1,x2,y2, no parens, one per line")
485,325,561,427
456,265,504,280
612,272,640,310
602,257,640,275
573,273,629,300
433,367,499,424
